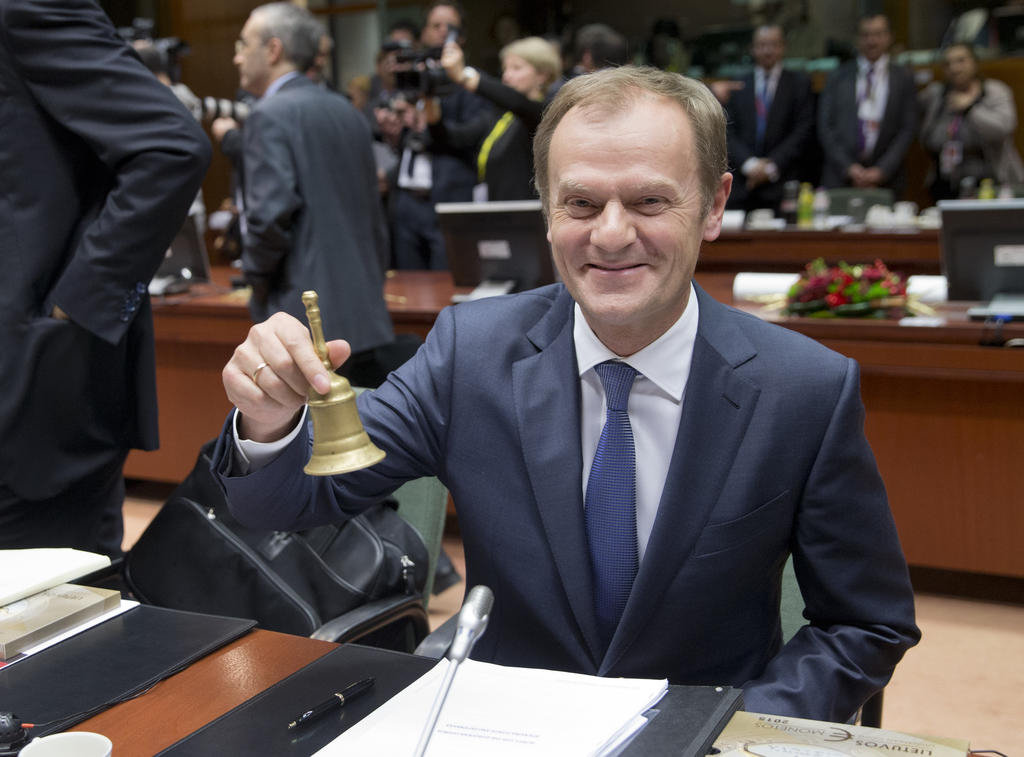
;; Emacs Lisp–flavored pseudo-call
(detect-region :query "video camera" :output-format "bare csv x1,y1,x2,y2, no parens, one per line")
388,27,461,98
118,18,190,83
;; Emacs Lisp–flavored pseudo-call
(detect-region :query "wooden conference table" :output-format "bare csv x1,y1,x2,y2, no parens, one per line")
69,628,740,756
71,629,336,756
127,228,1024,580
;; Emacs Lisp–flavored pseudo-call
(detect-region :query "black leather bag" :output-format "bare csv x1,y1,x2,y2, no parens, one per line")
123,442,429,637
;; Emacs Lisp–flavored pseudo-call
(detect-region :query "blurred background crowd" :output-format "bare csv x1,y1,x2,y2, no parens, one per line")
113,0,1024,273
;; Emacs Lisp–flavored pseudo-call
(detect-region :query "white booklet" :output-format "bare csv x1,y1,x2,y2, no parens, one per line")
315,658,667,757
0,549,111,606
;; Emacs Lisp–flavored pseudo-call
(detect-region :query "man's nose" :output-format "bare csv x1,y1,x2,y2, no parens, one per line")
590,202,637,252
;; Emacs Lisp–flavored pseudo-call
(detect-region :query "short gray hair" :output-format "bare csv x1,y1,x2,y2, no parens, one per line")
533,65,728,217
252,2,324,73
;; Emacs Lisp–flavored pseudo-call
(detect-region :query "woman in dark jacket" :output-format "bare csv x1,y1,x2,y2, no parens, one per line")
428,36,562,201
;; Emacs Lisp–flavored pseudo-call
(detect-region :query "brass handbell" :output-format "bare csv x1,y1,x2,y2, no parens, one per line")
301,290,386,476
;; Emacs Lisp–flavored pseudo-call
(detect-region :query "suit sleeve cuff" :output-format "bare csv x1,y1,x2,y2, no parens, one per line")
233,406,308,473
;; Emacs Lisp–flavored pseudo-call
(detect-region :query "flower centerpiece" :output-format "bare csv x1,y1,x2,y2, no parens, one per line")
785,258,909,318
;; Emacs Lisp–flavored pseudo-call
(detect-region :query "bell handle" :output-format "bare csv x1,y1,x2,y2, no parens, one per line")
301,290,332,372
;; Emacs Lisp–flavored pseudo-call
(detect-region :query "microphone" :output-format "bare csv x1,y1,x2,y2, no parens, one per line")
413,585,494,757
447,584,494,663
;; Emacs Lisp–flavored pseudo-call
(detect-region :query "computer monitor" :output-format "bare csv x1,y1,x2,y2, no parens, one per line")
435,200,556,294
938,199,1024,318
149,213,212,296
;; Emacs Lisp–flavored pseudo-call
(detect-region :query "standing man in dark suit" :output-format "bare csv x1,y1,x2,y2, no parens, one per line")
818,14,918,194
213,66,918,723
725,24,814,212
0,0,210,556
222,3,395,387
387,1,489,270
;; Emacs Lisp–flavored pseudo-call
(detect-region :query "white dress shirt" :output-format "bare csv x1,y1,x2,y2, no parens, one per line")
574,284,698,563
262,70,301,101
237,285,700,565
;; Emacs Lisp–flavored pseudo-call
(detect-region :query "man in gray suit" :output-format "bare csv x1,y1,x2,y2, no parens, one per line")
227,3,395,385
818,14,917,194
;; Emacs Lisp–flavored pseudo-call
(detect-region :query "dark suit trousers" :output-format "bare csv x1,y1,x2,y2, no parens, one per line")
391,189,447,270
0,451,127,557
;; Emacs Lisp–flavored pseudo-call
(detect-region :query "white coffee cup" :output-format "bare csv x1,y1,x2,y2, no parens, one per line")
20,732,112,757
893,201,918,220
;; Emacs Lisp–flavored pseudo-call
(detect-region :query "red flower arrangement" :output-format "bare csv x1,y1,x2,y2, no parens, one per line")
785,258,909,318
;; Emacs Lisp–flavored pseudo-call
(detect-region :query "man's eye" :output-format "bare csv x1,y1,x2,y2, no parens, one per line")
637,197,667,211
564,198,597,215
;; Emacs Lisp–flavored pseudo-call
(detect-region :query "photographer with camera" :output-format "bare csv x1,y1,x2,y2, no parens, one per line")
426,35,562,201
384,0,489,270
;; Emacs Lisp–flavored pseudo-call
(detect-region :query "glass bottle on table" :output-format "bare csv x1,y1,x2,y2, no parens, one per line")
796,182,814,229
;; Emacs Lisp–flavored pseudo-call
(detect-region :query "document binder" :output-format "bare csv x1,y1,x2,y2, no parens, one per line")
0,605,255,744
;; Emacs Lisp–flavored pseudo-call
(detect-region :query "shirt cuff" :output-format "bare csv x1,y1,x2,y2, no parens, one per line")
233,406,308,473
741,157,761,175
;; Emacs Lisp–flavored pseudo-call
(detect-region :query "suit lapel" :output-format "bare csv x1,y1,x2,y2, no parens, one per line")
765,70,789,141
601,288,762,673
512,288,604,665
877,62,901,156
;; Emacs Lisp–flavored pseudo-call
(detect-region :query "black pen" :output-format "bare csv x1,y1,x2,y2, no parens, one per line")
287,677,375,730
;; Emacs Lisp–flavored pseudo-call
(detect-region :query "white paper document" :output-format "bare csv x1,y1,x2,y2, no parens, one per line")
315,658,666,757
0,548,111,606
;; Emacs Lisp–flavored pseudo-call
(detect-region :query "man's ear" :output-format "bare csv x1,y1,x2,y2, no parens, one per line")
265,36,284,65
702,172,733,242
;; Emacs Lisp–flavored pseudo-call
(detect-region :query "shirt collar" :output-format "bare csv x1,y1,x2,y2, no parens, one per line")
262,70,302,100
757,63,783,83
858,54,889,73
573,283,699,402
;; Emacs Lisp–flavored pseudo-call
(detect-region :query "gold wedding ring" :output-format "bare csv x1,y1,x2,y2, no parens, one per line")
252,361,269,385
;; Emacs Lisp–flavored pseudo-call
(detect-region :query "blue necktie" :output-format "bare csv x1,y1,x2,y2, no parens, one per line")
755,75,769,154
585,360,639,649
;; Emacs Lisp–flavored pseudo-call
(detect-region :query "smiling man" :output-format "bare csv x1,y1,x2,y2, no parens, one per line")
213,66,919,723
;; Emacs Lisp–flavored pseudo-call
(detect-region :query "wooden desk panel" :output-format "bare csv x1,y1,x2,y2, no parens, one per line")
703,229,941,275
71,629,336,757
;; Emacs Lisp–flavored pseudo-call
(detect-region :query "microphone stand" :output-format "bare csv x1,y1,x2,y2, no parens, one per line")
412,585,493,757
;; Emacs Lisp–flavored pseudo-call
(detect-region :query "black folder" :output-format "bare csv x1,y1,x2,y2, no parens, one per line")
0,604,255,746
159,643,742,756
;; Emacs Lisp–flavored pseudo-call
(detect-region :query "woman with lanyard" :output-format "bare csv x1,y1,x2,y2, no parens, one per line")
426,36,562,201
919,43,1024,201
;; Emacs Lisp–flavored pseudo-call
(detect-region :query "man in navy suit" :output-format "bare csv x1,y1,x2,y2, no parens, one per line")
818,15,917,194
725,25,814,212
214,66,919,723
223,3,395,388
0,0,210,556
